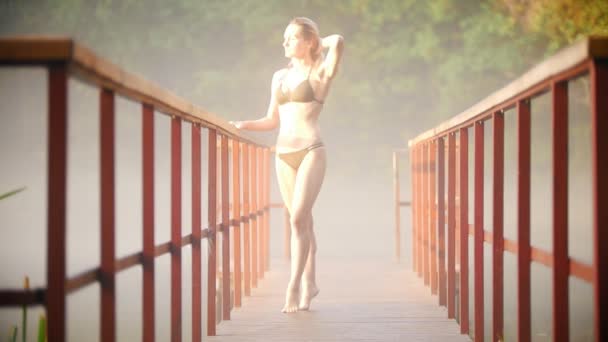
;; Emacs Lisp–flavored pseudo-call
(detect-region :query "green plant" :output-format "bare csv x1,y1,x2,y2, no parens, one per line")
37,314,46,342
0,187,26,201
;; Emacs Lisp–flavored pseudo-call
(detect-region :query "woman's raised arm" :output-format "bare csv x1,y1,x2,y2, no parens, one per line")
320,34,344,80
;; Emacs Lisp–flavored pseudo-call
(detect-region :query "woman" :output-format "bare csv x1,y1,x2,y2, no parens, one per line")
230,17,344,313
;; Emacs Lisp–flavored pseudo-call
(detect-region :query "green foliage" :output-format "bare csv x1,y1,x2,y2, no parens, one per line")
497,0,608,52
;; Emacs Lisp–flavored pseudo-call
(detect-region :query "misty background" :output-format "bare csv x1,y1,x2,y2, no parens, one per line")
1,0,607,341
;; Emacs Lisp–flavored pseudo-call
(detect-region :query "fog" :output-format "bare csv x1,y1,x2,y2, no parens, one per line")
0,2,597,341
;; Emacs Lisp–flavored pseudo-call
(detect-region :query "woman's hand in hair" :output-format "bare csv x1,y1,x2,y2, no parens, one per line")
321,35,344,49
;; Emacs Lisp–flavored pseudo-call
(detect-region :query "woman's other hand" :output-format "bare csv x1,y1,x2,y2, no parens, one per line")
229,120,245,129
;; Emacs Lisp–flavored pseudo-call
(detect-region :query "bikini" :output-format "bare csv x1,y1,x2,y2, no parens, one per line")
276,67,325,169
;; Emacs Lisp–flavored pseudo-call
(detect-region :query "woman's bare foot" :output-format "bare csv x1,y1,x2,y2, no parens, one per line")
281,285,300,313
298,284,319,311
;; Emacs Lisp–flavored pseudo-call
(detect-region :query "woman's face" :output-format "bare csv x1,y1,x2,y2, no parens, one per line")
283,24,311,59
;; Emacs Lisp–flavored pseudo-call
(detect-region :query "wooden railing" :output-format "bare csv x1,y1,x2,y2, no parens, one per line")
402,36,608,342
0,36,277,341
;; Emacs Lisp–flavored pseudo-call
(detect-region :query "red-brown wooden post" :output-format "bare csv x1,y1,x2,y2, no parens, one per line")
448,132,456,319
221,135,231,320
459,127,469,334
142,104,155,342
262,148,268,273
100,88,116,342
232,140,242,307
207,129,218,336
410,145,418,272
423,143,429,285
416,144,421,274
551,80,569,342
251,145,258,287
47,64,68,342
257,147,264,279
474,120,485,342
393,151,401,261
590,60,608,342
170,116,182,342
517,99,531,342
243,144,251,296
191,123,202,341
437,138,446,306
417,145,423,277
430,141,438,294
264,148,271,271
216,152,221,274
493,111,505,342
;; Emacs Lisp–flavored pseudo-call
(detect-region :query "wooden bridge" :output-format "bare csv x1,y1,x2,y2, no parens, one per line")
0,36,606,341
207,259,469,341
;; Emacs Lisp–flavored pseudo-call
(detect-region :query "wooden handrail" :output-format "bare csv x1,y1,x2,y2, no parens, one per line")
408,36,608,146
0,36,263,147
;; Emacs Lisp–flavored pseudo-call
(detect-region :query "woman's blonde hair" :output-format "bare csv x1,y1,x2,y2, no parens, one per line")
289,17,324,64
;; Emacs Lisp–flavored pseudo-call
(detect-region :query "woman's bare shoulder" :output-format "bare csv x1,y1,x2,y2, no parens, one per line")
271,68,288,90
273,68,288,79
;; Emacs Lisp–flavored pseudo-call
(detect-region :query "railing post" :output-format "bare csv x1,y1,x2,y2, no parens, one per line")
216,152,221,275
423,143,429,284
264,148,271,271
430,141,438,295
591,59,608,342
410,145,419,272
221,135,231,320
100,87,116,342
257,147,264,279
142,104,155,342
250,145,258,288
417,145,423,277
207,128,218,336
517,99,531,342
437,138,446,306
46,64,68,342
448,132,456,319
474,120,485,342
393,151,401,261
232,140,242,307
551,80,569,342
242,144,251,296
170,116,182,342
493,111,505,342
459,127,469,335
191,122,202,341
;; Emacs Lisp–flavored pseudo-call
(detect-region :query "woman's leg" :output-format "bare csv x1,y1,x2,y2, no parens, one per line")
275,155,296,215
282,148,326,312
275,155,297,312
299,219,319,310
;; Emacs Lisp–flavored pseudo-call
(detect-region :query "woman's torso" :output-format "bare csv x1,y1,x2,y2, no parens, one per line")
275,65,330,153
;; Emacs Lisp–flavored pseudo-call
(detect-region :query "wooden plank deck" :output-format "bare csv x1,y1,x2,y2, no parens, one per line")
210,259,471,341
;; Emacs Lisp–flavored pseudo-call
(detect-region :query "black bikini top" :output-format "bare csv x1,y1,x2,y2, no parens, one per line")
276,67,324,105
